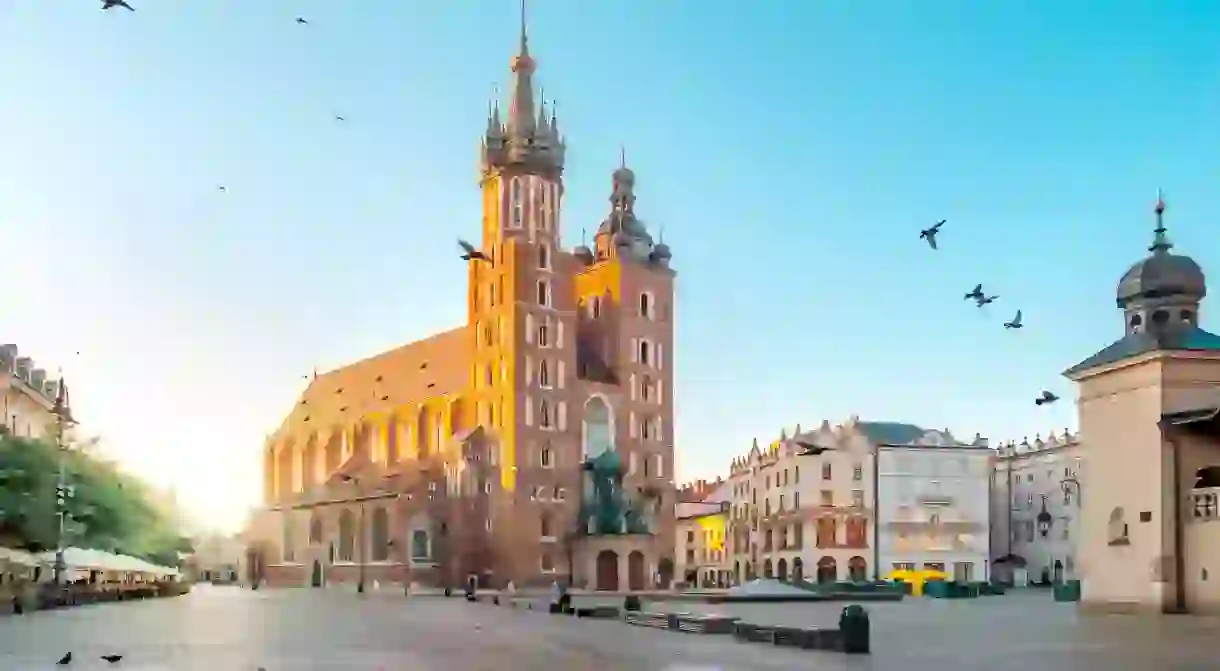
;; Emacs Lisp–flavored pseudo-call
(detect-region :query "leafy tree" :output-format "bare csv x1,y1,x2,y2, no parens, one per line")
0,435,186,564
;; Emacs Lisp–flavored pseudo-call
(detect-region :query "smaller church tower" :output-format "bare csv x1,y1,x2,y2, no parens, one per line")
1065,192,1220,615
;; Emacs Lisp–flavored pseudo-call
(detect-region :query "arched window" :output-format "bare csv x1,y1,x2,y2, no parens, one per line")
537,279,551,307
370,507,390,561
539,399,552,428
411,529,430,560
338,510,355,562
417,407,430,459
282,513,296,563
639,292,653,319
639,340,651,366
538,243,550,269
309,513,323,545
510,177,523,228
539,359,551,388
540,511,553,538
583,396,613,458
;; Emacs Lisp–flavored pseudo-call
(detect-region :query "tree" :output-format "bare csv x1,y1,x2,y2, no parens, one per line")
0,435,186,564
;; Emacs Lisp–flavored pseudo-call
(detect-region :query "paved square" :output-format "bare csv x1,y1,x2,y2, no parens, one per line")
0,586,1216,669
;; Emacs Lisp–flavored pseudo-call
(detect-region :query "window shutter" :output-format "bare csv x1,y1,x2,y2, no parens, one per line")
629,374,637,401
557,401,567,431
556,320,564,349
525,396,534,426
631,338,639,363
657,343,664,370
525,314,534,344
656,379,663,405
557,361,566,389
630,412,638,438
525,356,533,385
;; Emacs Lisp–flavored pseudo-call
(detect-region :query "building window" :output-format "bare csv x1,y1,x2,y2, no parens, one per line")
822,463,832,480
590,296,601,319
370,507,390,561
537,322,550,347
538,359,551,388
820,490,833,506
511,177,523,228
541,443,554,468
411,529,430,560
539,400,553,428
794,466,799,483
640,375,652,402
338,510,355,562
639,292,654,319
852,464,863,481
793,491,800,509
851,490,864,507
537,279,551,307
538,244,551,270
638,340,651,366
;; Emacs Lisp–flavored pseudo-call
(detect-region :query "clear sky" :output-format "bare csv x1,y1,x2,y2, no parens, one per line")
2,1,1219,532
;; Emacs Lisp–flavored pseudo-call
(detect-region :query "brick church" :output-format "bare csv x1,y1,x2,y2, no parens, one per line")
246,15,677,591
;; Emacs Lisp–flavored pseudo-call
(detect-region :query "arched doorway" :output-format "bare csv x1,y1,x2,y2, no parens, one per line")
745,561,754,581
311,559,324,587
817,556,837,583
596,550,619,591
627,551,646,591
245,546,265,587
733,561,740,584
658,557,674,588
793,557,804,582
763,558,773,579
1052,559,1064,584
777,558,789,581
848,556,867,582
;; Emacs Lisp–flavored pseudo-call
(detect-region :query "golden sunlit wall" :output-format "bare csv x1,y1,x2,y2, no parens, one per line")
695,512,727,552
574,259,622,303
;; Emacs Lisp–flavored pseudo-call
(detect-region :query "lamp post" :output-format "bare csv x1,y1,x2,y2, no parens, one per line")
1060,477,1082,506
339,473,366,594
51,377,75,586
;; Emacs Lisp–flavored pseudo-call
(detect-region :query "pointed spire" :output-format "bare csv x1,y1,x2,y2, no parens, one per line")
507,0,536,138
1150,187,1173,254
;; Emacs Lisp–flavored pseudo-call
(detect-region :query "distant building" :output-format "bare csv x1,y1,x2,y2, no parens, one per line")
0,343,64,442
990,431,1082,585
675,478,730,587
876,429,992,583
188,532,245,583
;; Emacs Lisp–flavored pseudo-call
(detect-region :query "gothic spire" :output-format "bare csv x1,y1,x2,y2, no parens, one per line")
506,0,536,139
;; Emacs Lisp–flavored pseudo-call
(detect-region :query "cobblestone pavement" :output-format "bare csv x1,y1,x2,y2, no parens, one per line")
1,586,1218,670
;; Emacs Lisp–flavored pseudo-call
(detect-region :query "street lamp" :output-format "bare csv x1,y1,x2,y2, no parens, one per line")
338,473,366,594
52,378,76,586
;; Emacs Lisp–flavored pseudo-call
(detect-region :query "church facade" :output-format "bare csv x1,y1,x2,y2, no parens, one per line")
247,21,677,591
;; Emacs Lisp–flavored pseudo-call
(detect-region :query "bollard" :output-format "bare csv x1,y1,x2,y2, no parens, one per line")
838,604,870,654
444,586,452,597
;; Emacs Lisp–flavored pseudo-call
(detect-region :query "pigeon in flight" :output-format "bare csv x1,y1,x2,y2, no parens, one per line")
964,284,984,302
975,294,999,307
217,185,227,193
101,654,123,664
1035,390,1059,406
296,17,309,24
56,652,72,665
102,0,135,10
920,220,945,250
1004,310,1023,329
458,239,489,262
334,115,346,122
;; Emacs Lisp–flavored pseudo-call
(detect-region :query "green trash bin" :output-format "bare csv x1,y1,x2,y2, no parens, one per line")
839,604,870,654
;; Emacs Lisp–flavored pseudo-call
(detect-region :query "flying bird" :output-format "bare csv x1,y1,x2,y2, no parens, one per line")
101,654,123,664
57,652,72,665
1035,390,1059,406
920,220,945,250
334,115,346,122
975,294,998,307
296,17,309,24
102,0,135,10
458,239,489,262
217,185,227,193
964,284,984,302
1004,310,1023,329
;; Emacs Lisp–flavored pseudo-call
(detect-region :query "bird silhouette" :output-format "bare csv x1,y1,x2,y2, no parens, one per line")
56,652,72,665
101,654,123,664
920,220,945,250
296,17,308,24
334,115,346,122
217,185,227,193
964,284,984,302
458,239,489,262
1004,310,1023,329
1035,390,1059,406
975,294,998,307
102,0,135,10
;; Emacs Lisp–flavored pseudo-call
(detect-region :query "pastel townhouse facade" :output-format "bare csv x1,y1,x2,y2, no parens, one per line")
727,418,880,585
0,343,65,442
876,430,992,583
674,478,730,587
990,431,1083,585
1064,196,1220,614
247,18,678,591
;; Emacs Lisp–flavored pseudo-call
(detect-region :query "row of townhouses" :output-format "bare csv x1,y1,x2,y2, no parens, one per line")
676,417,1082,588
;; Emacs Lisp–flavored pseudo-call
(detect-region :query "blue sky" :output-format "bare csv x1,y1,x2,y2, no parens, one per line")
2,1,1218,531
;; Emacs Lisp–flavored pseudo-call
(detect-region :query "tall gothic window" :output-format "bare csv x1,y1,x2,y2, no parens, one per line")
510,177,523,228
370,507,390,561
583,396,613,458
338,510,355,562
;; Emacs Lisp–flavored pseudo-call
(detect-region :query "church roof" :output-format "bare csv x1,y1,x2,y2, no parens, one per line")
1063,325,1220,378
274,327,469,441
852,421,928,446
